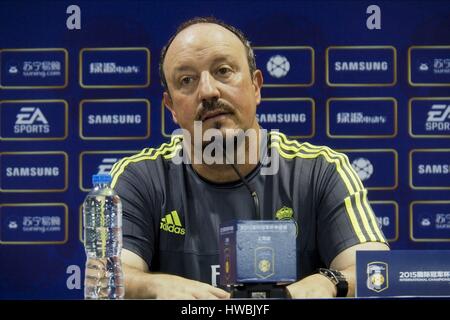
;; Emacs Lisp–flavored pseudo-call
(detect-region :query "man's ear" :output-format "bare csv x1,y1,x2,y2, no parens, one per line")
163,91,179,124
252,70,264,106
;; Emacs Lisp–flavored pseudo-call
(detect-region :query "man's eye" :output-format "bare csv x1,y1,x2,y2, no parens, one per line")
217,67,232,76
180,76,194,85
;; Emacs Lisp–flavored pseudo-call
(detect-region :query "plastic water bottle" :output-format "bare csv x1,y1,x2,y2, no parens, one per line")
83,174,124,299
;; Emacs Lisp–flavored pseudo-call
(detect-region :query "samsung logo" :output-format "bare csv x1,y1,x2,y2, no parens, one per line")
6,167,60,177
87,114,141,124
334,61,388,71
418,164,450,174
257,113,306,123
376,216,390,227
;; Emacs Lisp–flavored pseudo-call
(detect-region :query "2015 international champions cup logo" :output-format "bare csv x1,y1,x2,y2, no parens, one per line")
367,262,388,292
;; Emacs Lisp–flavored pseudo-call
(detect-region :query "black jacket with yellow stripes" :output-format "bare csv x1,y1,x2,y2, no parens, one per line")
111,131,386,286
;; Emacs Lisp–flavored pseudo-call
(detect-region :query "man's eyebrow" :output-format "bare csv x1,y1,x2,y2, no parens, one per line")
173,65,195,74
173,56,236,72
211,56,236,65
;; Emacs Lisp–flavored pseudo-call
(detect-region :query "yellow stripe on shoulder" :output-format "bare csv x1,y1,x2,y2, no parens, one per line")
269,132,364,192
269,133,358,194
110,135,182,188
110,135,181,177
344,196,367,243
269,131,381,243
362,190,387,243
109,147,152,178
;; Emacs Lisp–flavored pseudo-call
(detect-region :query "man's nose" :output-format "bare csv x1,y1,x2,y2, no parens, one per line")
198,71,220,101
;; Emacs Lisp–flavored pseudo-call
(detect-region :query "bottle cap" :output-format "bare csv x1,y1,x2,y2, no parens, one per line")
92,174,112,186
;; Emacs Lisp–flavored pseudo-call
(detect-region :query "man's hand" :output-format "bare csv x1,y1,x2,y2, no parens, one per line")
150,273,230,299
285,273,336,298
285,242,390,298
122,249,230,299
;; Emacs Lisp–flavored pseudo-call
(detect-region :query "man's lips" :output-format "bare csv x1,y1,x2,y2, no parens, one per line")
201,111,231,121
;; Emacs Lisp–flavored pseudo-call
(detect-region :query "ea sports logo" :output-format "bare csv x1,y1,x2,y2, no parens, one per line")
266,55,290,78
352,157,374,181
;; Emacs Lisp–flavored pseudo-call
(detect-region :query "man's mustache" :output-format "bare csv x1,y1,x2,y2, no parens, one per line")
195,99,234,121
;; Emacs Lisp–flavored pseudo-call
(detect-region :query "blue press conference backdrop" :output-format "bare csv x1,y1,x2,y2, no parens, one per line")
0,0,449,299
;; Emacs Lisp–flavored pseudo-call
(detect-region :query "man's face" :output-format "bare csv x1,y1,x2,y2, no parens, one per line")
163,23,263,141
